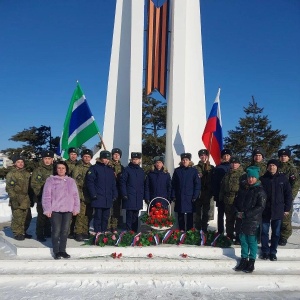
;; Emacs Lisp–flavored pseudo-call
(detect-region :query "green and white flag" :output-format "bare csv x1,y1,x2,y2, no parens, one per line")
59,83,100,159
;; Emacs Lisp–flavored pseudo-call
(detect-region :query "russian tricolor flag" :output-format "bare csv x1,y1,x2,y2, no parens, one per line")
202,88,223,165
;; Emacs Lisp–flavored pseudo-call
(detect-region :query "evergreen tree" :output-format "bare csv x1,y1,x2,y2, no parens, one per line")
2,125,59,158
287,144,300,169
142,93,167,171
224,97,287,163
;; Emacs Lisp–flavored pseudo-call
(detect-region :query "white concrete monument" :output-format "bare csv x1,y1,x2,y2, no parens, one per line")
101,0,206,172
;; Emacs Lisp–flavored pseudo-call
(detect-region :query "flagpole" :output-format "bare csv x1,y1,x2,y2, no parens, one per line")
97,132,107,150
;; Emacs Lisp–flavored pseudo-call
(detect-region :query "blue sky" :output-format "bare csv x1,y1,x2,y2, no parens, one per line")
0,0,299,152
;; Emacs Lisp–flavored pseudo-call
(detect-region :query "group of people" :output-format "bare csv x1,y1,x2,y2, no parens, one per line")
5,146,299,266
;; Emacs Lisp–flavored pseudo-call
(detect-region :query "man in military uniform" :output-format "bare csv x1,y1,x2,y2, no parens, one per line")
31,150,54,242
73,149,94,241
65,147,79,238
277,149,300,246
6,155,32,240
194,149,214,232
219,156,245,243
65,147,78,176
108,148,124,232
248,148,267,176
211,149,232,234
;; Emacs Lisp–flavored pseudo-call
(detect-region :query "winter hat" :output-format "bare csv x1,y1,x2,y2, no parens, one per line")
221,149,232,157
198,149,209,157
68,147,78,154
100,150,111,159
111,148,122,157
230,156,240,164
267,159,279,168
246,166,260,179
153,156,164,163
278,149,291,158
131,152,142,159
41,150,54,158
81,149,93,158
252,148,265,158
180,153,192,160
11,154,25,164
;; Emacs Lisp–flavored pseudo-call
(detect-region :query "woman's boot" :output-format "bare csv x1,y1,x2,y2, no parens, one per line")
244,259,255,273
234,258,248,271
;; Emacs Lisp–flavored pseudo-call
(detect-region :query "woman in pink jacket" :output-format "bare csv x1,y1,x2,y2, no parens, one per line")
42,161,80,259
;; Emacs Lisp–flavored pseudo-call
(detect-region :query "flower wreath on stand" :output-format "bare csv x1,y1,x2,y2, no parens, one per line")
140,199,175,230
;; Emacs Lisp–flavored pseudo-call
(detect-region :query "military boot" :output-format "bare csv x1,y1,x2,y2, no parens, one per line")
244,259,255,273
234,258,248,271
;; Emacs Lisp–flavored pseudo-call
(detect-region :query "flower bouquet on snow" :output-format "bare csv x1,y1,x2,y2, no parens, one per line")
140,197,175,230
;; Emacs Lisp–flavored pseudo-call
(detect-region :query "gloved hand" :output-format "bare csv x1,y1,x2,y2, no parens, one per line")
172,197,176,202
192,198,197,203
122,196,128,201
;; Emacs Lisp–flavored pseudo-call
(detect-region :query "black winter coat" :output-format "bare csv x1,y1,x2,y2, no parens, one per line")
211,162,231,201
144,168,171,203
85,162,118,209
120,162,145,210
233,183,266,235
260,171,293,220
171,165,201,213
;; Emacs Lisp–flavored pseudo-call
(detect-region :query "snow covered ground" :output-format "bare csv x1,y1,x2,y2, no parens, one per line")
1,179,300,299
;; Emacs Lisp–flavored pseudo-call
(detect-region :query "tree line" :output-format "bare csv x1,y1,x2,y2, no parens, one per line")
1,96,299,178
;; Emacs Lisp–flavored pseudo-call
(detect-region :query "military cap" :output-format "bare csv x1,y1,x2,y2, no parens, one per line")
180,153,192,160
41,150,54,158
68,147,78,154
252,148,265,158
278,149,291,158
81,149,93,158
100,150,111,159
198,149,209,157
267,159,279,168
11,154,25,164
111,148,122,157
153,156,164,163
246,166,260,179
131,152,142,159
221,149,232,157
230,156,240,164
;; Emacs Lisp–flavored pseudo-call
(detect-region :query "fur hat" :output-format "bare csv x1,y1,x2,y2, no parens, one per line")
153,156,164,163
11,154,25,164
111,148,122,157
198,149,209,156
278,149,291,158
81,149,93,158
180,153,192,160
131,152,142,159
100,150,111,159
246,166,260,179
230,156,240,164
68,147,78,154
267,159,279,168
41,150,54,158
221,149,232,157
252,148,265,158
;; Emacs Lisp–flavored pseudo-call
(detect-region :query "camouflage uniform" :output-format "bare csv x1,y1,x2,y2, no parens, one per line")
6,167,32,237
108,160,124,231
73,160,93,237
66,159,78,177
219,166,245,239
278,161,300,241
194,161,214,231
31,161,53,238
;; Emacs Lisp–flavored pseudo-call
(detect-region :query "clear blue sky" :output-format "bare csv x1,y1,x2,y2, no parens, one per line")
0,0,299,152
